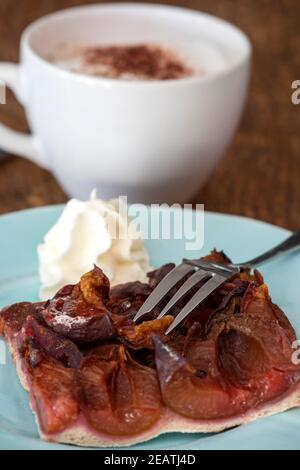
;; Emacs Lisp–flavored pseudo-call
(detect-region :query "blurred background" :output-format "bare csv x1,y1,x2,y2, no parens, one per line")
0,0,299,229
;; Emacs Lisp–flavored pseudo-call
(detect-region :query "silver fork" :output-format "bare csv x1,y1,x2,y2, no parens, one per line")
134,230,300,334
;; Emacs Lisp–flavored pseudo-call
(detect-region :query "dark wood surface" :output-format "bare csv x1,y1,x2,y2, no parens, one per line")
0,0,299,229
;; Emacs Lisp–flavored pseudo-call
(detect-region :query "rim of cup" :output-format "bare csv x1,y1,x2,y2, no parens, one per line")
21,2,252,88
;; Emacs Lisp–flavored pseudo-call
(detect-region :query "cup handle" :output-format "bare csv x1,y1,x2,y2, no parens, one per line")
0,62,48,168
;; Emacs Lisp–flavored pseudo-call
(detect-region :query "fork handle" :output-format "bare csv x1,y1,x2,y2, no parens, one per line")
238,230,300,268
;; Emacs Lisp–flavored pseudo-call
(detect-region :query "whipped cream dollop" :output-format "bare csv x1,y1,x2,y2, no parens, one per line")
38,193,152,300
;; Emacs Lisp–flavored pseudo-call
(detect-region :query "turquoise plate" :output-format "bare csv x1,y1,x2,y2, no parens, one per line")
0,205,299,450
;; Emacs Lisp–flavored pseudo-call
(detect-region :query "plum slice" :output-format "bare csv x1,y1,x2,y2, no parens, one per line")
30,357,80,434
79,266,110,307
41,266,115,343
107,281,152,320
22,316,82,368
214,284,299,401
77,344,163,435
153,336,249,419
218,328,292,403
240,283,296,341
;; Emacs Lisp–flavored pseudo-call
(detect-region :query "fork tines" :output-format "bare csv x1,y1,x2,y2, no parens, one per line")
133,259,238,334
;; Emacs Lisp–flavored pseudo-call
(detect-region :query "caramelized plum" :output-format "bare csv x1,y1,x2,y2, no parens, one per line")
184,337,220,379
216,315,295,371
31,358,79,434
218,329,270,387
203,249,232,265
241,283,297,343
215,279,249,312
117,316,173,349
218,328,293,401
78,344,162,435
108,281,152,318
23,316,82,368
154,336,248,419
79,266,110,308
0,302,39,335
110,281,151,300
41,267,115,343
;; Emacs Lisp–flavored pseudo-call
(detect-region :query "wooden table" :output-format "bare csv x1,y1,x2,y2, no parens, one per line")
0,0,299,229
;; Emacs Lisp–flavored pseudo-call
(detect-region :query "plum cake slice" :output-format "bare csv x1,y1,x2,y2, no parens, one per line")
1,252,300,447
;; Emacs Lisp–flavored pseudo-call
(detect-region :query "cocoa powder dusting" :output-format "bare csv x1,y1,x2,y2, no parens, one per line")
83,44,193,80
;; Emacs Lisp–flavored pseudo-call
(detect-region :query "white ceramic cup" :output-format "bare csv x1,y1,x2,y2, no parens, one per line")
0,3,251,204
